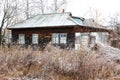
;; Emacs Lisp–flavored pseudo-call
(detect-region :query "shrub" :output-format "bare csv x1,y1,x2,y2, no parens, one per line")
0,43,119,80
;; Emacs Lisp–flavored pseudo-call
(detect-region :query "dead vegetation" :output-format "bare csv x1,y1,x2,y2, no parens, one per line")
0,43,120,80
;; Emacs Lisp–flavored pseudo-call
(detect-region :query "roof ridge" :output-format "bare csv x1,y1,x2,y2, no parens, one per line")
15,12,72,23
36,12,71,15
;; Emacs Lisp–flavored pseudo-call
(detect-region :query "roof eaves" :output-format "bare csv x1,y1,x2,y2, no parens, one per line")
81,25,112,32
7,24,79,29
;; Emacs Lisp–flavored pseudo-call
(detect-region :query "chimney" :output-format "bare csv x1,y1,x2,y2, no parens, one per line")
62,9,65,13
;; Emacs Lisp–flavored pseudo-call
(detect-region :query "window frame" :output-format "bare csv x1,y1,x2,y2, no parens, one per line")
52,33,67,45
19,34,25,44
32,34,39,44
60,33,67,44
52,33,59,44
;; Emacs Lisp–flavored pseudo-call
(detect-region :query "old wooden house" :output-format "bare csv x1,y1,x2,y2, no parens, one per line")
7,12,111,49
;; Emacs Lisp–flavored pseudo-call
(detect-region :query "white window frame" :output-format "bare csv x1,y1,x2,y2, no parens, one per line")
91,36,96,44
52,33,59,44
19,34,25,44
52,33,67,44
60,33,67,44
32,34,38,44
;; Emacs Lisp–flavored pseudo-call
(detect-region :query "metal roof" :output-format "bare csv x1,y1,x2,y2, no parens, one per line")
8,12,84,29
8,12,111,32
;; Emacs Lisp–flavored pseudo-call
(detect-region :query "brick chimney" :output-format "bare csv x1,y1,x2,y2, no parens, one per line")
62,9,65,13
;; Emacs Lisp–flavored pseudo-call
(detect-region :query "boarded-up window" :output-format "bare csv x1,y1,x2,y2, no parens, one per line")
32,34,38,44
52,33,59,44
19,34,25,44
60,33,67,44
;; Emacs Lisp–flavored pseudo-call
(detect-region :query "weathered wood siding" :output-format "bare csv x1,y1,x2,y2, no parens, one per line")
11,27,75,48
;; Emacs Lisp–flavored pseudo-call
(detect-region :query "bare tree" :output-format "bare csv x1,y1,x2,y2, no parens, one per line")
24,0,30,19
109,13,120,48
84,8,108,45
31,0,67,14
0,0,16,44
86,8,105,26
54,0,58,13
52,0,67,13
19,0,33,19
109,13,120,29
31,0,47,14
39,0,44,14
14,0,19,22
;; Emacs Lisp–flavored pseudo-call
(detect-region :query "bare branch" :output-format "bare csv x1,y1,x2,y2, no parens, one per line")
0,0,16,44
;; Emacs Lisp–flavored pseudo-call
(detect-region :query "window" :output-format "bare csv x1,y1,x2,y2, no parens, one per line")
52,33,67,44
52,33,59,44
73,17,83,25
91,36,96,44
60,33,67,44
81,33,88,37
32,34,38,44
19,34,25,44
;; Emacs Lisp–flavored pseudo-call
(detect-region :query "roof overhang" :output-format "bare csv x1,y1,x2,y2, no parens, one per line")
74,25,112,33
7,25,76,30
8,24,112,33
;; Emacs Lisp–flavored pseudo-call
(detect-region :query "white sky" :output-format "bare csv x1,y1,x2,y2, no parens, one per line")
66,0,120,23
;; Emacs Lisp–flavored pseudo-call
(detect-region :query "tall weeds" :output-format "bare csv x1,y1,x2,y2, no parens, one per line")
0,43,119,80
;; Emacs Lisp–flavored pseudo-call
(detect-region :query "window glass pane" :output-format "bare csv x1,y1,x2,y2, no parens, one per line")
60,33,67,44
81,33,88,36
19,34,25,44
91,36,96,44
32,34,38,44
73,17,83,25
52,33,59,44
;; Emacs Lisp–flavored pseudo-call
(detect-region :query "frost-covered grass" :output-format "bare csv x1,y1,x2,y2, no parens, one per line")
0,43,120,80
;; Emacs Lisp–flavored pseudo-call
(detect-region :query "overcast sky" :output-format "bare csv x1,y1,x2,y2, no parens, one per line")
66,0,120,23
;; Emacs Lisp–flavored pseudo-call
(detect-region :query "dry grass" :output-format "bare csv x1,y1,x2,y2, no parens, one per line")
0,43,120,80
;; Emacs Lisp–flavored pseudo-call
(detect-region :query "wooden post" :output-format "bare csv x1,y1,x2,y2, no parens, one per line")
0,28,1,45
67,32,75,48
107,31,113,46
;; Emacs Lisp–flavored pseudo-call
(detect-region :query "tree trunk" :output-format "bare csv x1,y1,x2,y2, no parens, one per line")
0,28,1,45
